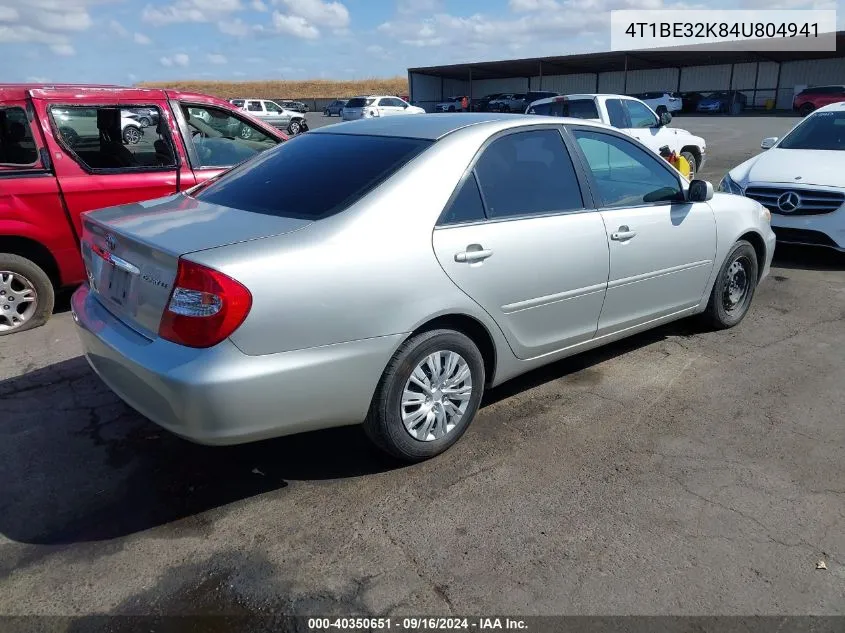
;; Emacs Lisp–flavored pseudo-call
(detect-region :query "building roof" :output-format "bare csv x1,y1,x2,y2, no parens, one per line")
409,31,845,80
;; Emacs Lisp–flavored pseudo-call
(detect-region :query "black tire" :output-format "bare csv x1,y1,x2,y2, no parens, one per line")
656,105,668,115
123,125,141,144
0,253,55,336
287,119,301,135
138,116,151,127
364,329,486,462
799,103,815,117
680,150,697,180
702,240,758,330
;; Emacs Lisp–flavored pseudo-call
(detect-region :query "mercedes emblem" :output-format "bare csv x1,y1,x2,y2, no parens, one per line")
776,191,801,213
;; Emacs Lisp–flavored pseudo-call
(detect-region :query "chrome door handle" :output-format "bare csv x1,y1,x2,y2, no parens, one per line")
455,248,493,263
610,226,637,241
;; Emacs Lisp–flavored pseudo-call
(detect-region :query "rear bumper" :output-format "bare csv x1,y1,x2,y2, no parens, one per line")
71,284,404,445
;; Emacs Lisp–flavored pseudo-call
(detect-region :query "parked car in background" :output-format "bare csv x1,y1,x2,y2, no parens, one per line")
323,99,348,116
279,100,308,113
435,96,468,112
470,93,503,112
71,113,774,462
0,83,285,335
719,102,845,251
123,106,160,128
679,92,706,113
527,94,707,178
792,85,845,116
231,98,308,135
491,91,559,113
696,91,748,114
631,91,682,115
341,95,424,121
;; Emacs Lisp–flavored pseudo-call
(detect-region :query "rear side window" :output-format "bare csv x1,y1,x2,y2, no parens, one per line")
231,100,244,107
247,101,263,112
194,133,432,219
605,99,629,128
440,173,486,225
527,102,552,116
565,99,600,119
474,130,584,219
50,105,176,171
0,107,38,167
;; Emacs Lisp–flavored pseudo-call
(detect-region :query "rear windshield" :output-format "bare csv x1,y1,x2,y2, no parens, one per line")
194,133,433,219
346,97,375,108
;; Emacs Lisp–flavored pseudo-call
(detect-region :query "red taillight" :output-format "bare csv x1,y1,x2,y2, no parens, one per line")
158,258,252,348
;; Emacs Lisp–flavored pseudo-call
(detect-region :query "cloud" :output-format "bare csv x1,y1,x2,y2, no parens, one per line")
251,0,267,10
0,6,20,21
160,53,190,66
246,56,266,63
218,17,251,35
272,12,319,38
142,0,243,25
26,75,50,82
397,0,442,13
207,53,228,64
366,44,386,55
274,0,349,28
50,42,76,55
134,32,152,44
108,19,129,36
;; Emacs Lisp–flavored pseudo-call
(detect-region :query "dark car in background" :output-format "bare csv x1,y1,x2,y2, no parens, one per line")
123,106,160,128
696,91,748,114
324,99,348,116
679,92,705,112
793,85,845,116
470,93,503,112
280,100,308,113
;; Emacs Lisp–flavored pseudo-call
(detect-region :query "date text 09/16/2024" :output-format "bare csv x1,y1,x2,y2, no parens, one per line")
307,617,528,630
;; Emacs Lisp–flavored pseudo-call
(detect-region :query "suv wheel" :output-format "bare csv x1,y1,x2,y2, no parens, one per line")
799,103,815,117
0,254,55,335
123,126,142,144
287,119,301,135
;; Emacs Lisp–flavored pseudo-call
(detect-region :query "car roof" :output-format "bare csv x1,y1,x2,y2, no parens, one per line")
815,101,845,113
310,112,610,141
0,83,235,108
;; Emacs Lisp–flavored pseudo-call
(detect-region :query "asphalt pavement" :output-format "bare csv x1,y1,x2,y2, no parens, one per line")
1,113,843,619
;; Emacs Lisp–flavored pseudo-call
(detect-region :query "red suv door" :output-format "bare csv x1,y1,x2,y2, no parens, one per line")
29,93,192,240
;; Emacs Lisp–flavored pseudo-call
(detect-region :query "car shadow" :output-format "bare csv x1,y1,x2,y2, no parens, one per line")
0,318,698,546
772,244,845,271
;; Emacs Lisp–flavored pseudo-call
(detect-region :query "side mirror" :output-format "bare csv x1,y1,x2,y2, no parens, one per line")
760,136,778,150
659,111,672,126
403,103,408,109
688,179,714,202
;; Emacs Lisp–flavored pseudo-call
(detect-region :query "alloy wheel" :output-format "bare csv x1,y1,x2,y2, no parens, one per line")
0,271,38,333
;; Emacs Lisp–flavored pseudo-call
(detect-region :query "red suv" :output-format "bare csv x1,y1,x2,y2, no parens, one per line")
0,84,286,335
793,85,845,116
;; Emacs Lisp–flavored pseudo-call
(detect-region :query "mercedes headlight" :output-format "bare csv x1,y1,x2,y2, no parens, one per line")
718,173,744,195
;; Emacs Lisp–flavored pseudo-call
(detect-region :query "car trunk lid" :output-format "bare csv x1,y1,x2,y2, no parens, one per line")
81,194,311,339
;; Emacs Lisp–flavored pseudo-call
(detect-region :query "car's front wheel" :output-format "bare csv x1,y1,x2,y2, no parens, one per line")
799,103,815,117
364,329,485,461
287,119,302,135
0,254,54,336
703,240,758,329
123,126,142,144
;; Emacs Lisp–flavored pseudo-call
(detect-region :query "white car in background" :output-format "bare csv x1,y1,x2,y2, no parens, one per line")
229,98,308,135
341,95,424,121
632,92,683,116
719,102,845,251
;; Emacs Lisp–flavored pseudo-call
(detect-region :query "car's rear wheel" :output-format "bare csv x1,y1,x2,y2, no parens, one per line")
702,240,758,329
0,254,54,336
138,116,151,127
364,329,485,462
656,105,668,115
799,103,815,117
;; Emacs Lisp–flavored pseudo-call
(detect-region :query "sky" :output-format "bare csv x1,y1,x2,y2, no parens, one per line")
0,0,841,84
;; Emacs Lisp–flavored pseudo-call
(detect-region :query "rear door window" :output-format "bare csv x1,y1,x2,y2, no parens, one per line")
346,97,375,108
49,105,176,171
247,101,263,112
194,133,432,219
564,99,600,119
0,106,39,168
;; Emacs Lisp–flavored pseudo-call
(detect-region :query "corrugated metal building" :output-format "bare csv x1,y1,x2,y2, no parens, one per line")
408,32,845,112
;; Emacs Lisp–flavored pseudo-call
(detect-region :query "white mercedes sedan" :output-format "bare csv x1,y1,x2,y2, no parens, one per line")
72,114,775,461
719,102,845,251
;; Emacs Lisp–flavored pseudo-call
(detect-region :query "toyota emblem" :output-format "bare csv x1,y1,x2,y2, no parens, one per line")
105,233,117,251
777,191,801,213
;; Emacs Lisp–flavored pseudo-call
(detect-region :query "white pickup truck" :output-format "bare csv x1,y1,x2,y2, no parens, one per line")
527,94,706,178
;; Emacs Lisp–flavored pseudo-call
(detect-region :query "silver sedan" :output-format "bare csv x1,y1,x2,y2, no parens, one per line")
72,114,776,461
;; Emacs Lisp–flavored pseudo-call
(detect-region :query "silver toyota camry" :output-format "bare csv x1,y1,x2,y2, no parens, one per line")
72,113,776,461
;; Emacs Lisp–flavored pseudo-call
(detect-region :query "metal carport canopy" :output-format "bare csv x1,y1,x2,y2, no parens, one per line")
408,31,845,80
